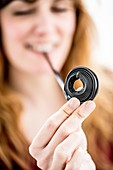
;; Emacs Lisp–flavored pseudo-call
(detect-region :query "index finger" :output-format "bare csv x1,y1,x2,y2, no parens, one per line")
45,100,96,150
29,98,80,149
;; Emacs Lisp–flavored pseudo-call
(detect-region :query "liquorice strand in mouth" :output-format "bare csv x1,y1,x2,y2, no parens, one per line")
43,53,65,93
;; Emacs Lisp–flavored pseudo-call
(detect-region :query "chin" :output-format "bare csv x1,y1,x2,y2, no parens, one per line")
52,62,63,73
31,66,52,75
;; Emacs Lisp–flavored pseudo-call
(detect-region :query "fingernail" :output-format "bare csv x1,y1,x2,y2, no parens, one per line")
62,98,80,116
84,101,96,113
68,97,80,109
77,101,96,119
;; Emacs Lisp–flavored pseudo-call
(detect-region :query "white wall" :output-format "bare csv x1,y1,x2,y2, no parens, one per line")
83,0,113,70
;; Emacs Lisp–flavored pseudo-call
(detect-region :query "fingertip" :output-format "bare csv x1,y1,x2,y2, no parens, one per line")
84,100,96,111
75,100,96,120
68,97,80,109
61,97,80,116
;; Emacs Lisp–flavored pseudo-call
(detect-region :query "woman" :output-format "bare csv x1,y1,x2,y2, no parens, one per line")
0,0,112,170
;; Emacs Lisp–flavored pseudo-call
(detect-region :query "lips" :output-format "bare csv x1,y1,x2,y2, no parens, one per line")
26,43,54,54
33,43,53,53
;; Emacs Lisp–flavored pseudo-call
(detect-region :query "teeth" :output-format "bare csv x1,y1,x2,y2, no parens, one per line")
33,44,53,53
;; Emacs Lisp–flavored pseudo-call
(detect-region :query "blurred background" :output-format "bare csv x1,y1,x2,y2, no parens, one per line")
84,0,113,71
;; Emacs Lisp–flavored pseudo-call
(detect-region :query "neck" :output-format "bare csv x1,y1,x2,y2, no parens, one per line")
8,66,67,141
9,66,66,112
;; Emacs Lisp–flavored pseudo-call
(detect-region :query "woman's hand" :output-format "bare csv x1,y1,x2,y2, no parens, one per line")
29,98,96,170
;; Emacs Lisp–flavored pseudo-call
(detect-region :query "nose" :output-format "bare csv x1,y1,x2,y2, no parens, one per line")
33,9,55,37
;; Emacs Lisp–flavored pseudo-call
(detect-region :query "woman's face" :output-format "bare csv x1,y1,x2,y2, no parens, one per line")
1,0,76,74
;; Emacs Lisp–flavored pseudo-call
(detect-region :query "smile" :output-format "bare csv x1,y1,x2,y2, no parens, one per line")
29,43,54,53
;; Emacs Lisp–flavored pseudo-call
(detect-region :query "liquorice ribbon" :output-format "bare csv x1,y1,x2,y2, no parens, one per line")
43,53,99,103
64,66,99,103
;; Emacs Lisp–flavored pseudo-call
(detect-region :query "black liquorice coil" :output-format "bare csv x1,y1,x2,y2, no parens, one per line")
64,66,99,104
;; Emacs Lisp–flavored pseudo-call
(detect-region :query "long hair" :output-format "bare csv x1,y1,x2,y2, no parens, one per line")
0,0,91,169
83,67,113,170
0,1,45,170
0,37,32,169
61,1,113,170
1,0,113,170
61,0,93,80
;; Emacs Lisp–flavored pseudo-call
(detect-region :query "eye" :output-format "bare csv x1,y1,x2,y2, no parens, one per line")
51,1,73,13
13,8,36,16
51,6,68,13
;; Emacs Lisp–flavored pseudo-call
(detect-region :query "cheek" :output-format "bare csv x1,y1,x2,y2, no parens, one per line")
58,13,76,38
2,27,21,64
56,16,76,71
5,24,28,43
1,18,28,63
2,16,31,47
1,20,32,63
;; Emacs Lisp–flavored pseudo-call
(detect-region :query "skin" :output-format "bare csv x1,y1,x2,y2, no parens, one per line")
1,0,96,169
29,98,96,169
1,0,76,73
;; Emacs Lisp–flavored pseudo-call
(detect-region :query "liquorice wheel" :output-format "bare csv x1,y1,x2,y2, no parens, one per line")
64,66,99,104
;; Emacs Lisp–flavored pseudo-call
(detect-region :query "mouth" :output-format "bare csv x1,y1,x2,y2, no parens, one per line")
26,43,54,54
